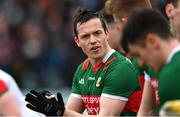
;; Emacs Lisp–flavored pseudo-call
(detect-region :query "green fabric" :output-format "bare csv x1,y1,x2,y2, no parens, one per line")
72,51,140,115
129,55,144,76
157,52,180,114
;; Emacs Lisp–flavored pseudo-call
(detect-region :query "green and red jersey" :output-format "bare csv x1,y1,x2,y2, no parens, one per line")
157,46,180,114
144,67,160,105
144,46,180,114
128,55,146,89
125,51,160,112
71,49,142,116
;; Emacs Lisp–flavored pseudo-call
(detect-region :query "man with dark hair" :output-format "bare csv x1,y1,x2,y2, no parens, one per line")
155,0,180,39
104,1,158,116
164,0,180,40
103,12,123,53
25,8,141,116
121,9,180,115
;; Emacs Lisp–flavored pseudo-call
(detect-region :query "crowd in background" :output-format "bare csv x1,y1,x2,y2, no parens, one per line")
0,0,106,89
0,0,162,90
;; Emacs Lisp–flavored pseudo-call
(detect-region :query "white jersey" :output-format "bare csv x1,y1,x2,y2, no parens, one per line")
0,69,44,117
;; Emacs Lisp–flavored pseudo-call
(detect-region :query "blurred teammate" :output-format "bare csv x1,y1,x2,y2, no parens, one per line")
0,69,42,116
104,0,158,115
137,0,180,115
0,69,21,116
103,12,122,53
121,9,180,115
141,0,180,115
25,8,142,116
104,0,163,116
159,0,180,39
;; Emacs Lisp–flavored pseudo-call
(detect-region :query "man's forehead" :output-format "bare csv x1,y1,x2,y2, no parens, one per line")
76,19,103,35
77,18,102,28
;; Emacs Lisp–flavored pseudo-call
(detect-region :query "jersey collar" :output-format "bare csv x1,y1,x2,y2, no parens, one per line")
166,45,180,64
102,49,116,63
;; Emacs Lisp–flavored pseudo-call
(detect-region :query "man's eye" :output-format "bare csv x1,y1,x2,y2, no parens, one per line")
94,31,102,37
80,35,89,40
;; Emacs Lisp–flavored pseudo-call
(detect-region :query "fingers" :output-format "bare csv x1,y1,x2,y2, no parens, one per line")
26,103,40,112
30,90,44,99
57,92,64,106
25,93,41,106
41,90,52,97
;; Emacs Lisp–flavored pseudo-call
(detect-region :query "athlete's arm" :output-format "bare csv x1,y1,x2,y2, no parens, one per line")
0,91,21,116
98,96,127,115
66,95,85,113
64,96,127,116
137,80,156,116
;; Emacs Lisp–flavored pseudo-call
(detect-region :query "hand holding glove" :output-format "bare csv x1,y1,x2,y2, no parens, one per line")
25,90,65,116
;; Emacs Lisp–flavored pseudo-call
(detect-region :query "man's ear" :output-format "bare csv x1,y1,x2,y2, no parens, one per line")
146,33,160,49
105,29,109,39
165,3,175,18
74,36,80,47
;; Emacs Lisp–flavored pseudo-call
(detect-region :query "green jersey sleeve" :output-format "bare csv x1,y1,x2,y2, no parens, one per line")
102,60,139,100
71,63,83,95
157,53,180,113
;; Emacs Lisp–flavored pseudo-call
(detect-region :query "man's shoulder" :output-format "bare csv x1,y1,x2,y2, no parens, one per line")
110,51,133,65
0,69,15,87
169,51,180,66
105,54,138,78
112,53,136,72
161,52,180,75
75,59,90,71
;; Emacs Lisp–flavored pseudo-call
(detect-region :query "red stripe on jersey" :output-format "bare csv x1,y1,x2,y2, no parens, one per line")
103,56,117,71
0,79,8,94
82,59,89,70
92,62,103,73
138,75,145,89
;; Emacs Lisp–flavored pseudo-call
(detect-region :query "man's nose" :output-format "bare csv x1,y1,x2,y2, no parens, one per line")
89,35,96,43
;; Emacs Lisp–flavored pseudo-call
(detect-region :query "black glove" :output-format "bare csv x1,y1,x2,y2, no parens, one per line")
25,90,65,116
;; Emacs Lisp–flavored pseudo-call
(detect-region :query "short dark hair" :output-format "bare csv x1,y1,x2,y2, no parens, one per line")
154,0,180,20
102,10,115,25
166,0,180,7
73,8,108,37
121,9,172,51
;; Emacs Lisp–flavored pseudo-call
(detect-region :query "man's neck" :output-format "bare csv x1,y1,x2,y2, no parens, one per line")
90,47,113,66
162,39,180,64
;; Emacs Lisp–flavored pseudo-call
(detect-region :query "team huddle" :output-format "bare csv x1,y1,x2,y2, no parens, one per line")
1,0,180,116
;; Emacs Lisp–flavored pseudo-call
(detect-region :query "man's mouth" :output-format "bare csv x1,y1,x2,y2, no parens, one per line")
91,46,100,52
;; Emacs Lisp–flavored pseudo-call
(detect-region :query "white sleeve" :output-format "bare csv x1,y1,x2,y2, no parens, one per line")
144,71,151,81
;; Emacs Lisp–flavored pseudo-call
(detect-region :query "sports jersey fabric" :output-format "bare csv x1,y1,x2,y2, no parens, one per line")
71,49,142,116
157,46,180,114
129,55,145,89
145,67,160,105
